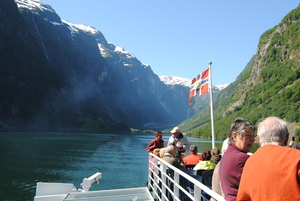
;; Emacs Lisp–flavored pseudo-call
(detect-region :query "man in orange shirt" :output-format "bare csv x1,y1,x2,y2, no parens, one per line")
237,116,300,201
183,145,202,166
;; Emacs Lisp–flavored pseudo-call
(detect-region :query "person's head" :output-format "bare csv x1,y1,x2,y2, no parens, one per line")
165,145,177,157
159,148,166,158
221,138,229,155
257,116,289,146
153,148,161,157
154,131,163,139
170,127,181,137
212,147,220,155
228,117,256,153
201,150,211,160
189,145,198,154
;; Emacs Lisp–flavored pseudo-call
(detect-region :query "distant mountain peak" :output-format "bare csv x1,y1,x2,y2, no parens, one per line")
159,75,191,87
213,83,230,90
63,20,99,37
15,0,54,13
159,75,229,91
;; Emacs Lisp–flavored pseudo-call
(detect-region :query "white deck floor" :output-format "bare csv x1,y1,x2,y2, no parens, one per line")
64,187,154,201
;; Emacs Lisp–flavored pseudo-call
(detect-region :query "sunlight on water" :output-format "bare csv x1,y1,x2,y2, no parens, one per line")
0,132,258,200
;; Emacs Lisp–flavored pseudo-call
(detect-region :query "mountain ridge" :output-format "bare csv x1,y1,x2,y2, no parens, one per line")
182,6,300,139
159,75,229,91
0,0,199,131
1,0,299,137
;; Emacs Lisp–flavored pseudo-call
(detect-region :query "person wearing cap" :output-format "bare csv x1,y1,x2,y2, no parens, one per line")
183,145,202,165
237,117,300,201
168,127,190,154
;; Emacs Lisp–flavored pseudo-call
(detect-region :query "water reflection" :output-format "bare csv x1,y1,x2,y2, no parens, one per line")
0,132,258,201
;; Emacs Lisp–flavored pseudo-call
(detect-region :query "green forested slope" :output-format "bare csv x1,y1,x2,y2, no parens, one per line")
180,5,300,140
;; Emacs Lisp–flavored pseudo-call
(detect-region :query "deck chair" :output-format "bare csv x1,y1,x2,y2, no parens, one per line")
166,169,193,201
184,164,196,169
179,173,201,201
166,168,174,201
186,175,203,194
180,168,197,175
196,169,206,176
201,169,214,201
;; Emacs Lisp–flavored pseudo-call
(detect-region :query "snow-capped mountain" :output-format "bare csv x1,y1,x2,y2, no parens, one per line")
159,75,229,91
5,0,199,131
15,0,53,12
159,75,191,87
4,0,233,132
214,83,230,90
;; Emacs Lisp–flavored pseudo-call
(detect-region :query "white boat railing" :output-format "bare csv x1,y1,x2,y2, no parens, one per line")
147,153,225,201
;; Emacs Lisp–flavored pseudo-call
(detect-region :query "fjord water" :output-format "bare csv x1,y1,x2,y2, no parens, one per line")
0,132,258,201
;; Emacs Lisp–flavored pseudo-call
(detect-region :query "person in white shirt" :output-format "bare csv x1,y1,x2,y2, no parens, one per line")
168,127,190,155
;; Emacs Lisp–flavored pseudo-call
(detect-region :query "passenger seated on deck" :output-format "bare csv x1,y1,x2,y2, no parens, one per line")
210,139,228,201
175,148,185,168
210,147,221,164
193,150,215,170
236,117,300,201
162,145,185,169
183,145,202,166
219,117,255,201
150,148,163,170
159,147,166,158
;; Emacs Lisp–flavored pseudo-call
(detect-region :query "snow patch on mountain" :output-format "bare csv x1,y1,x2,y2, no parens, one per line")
44,18,62,26
63,20,99,35
159,75,229,90
213,84,230,90
112,43,136,59
15,0,54,13
72,24,99,35
159,76,191,87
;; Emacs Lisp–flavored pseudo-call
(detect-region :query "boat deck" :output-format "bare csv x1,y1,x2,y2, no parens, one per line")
34,153,225,201
64,187,154,201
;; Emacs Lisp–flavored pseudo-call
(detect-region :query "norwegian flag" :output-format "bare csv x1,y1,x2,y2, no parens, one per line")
189,68,210,107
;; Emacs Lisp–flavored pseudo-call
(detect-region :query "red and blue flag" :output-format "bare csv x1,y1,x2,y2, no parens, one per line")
189,68,210,107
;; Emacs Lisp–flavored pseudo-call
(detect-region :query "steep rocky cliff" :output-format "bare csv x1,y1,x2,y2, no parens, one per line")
1,0,199,131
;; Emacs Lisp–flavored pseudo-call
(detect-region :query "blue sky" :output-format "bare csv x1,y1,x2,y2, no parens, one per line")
42,0,299,85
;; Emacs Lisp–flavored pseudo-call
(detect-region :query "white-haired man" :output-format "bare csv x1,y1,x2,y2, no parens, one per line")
162,145,185,169
237,116,300,201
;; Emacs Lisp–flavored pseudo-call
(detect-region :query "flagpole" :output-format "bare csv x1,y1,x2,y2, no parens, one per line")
208,61,215,148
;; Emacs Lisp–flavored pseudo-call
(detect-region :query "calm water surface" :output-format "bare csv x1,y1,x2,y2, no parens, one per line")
0,132,258,201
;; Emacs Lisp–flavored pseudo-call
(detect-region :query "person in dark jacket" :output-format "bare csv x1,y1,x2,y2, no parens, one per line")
146,131,164,153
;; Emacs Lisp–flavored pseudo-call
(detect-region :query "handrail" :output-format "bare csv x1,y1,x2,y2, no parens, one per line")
147,153,225,201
